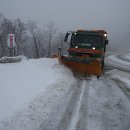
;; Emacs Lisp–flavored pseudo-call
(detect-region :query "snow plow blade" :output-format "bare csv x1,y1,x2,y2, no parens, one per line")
58,55,102,77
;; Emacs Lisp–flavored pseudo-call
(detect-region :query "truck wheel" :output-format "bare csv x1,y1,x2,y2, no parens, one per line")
101,57,104,70
97,75,100,79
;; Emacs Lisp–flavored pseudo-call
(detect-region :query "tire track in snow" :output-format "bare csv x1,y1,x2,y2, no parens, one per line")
106,75,130,100
101,75,130,130
58,80,89,130
57,68,130,130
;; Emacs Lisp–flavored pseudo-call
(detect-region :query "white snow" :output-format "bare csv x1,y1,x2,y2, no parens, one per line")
108,74,130,89
68,81,86,130
106,54,130,66
0,52,130,130
0,57,75,122
105,53,130,71
125,54,130,60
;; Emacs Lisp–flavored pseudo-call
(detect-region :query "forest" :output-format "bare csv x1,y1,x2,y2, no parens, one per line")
0,13,65,58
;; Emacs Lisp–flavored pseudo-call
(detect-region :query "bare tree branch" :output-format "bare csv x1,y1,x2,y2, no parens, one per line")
45,21,57,57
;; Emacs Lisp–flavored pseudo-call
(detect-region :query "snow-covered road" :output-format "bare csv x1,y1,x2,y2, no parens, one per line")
0,53,130,130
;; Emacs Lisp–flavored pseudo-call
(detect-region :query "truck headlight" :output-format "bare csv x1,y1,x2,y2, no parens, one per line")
104,34,107,37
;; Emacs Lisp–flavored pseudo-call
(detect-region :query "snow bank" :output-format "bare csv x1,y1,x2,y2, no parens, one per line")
0,56,26,63
0,57,74,122
105,53,130,71
125,54,130,60
106,54,130,66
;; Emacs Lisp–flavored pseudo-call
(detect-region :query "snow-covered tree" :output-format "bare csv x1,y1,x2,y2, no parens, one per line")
45,21,57,57
14,18,27,55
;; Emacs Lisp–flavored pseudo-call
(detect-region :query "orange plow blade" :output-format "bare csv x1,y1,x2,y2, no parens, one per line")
58,56,102,77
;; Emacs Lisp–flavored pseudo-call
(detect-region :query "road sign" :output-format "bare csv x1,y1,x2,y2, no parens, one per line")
7,34,16,48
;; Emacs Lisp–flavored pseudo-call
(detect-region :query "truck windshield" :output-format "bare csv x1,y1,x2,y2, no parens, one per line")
71,34,103,47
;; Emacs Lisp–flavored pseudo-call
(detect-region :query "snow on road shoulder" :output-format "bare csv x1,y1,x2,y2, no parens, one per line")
105,53,130,71
125,54,130,60
0,57,76,123
105,53,130,66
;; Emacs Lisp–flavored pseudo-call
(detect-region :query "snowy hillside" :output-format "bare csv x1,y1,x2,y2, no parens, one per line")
0,53,130,130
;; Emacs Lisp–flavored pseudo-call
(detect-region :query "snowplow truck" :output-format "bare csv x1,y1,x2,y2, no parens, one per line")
58,30,108,77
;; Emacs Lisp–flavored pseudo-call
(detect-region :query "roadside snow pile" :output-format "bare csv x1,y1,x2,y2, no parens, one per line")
125,54,130,59
0,57,75,124
105,53,130,71
0,56,25,63
106,54,130,65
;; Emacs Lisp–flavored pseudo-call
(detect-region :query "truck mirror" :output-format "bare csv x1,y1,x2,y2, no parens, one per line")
64,33,69,42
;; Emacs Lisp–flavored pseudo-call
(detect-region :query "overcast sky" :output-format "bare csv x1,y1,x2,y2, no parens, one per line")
0,0,130,47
